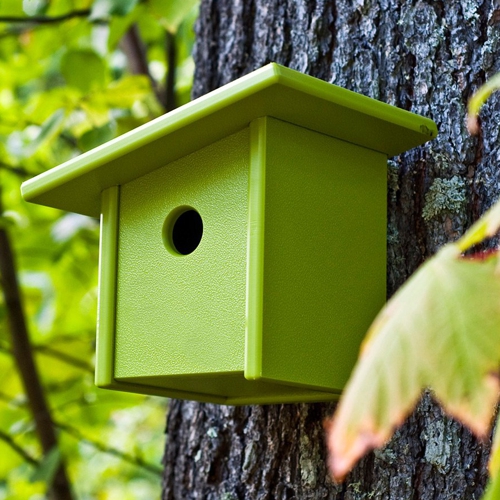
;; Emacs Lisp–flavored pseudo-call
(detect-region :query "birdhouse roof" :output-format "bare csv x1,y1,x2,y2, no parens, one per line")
21,63,437,217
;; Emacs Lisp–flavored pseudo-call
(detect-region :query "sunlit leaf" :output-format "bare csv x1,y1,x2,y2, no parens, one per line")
22,0,48,16
326,244,500,480
77,122,115,152
23,108,65,158
456,198,500,252
467,73,500,134
29,447,60,485
149,0,199,32
60,49,107,93
102,75,151,108
0,1,25,16
90,0,139,20
483,469,500,500
107,5,143,50
484,413,500,500
80,99,110,127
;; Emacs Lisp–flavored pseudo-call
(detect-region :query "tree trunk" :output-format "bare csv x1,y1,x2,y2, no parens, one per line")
162,1,500,498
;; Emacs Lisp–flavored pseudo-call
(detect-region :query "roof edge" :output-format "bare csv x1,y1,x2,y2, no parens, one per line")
21,64,282,206
21,63,437,216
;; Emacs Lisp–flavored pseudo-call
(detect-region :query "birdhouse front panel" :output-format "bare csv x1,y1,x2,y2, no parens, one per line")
114,129,249,382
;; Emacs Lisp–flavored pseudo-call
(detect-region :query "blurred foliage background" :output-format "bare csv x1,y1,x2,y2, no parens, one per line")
0,0,199,498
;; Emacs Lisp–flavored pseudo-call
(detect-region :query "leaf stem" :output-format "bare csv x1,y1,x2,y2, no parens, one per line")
121,24,168,110
165,31,177,112
54,420,163,476
0,10,91,24
0,429,39,466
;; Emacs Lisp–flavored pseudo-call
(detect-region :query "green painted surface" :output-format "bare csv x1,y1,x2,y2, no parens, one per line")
111,118,385,403
114,130,249,379
244,118,267,379
118,372,340,404
95,186,120,388
259,117,387,391
21,63,437,218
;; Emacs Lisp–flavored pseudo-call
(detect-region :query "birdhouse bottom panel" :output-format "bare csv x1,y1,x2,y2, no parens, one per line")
116,372,340,405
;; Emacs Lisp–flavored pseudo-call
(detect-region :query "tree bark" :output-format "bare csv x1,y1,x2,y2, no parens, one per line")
163,1,500,498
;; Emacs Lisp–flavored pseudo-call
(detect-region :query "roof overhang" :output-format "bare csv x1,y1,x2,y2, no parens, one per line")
21,63,437,217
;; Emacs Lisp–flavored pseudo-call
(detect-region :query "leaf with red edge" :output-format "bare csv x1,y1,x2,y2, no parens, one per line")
483,417,500,499
456,198,500,252
326,244,500,481
467,73,500,134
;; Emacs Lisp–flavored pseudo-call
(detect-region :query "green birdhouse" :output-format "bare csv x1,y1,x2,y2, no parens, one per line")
21,64,437,405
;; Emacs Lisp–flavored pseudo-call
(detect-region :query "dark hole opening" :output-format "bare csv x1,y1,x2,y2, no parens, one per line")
172,210,203,255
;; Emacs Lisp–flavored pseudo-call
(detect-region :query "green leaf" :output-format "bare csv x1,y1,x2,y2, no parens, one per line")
24,108,65,158
23,0,48,16
30,447,60,486
102,75,151,108
483,472,500,500
467,73,500,134
77,123,115,152
326,244,500,480
107,4,143,50
489,417,500,478
485,415,500,500
149,0,199,32
60,50,107,93
90,0,139,20
456,198,500,252
0,0,25,16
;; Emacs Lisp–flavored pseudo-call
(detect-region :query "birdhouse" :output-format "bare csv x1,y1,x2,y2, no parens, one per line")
21,64,437,405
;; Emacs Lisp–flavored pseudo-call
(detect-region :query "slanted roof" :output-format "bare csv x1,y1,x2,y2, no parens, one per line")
21,63,437,217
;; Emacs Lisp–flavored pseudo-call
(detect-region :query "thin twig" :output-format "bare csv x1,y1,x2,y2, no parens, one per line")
0,162,32,178
55,420,163,476
0,10,91,24
33,344,94,374
121,24,167,110
165,31,177,112
0,9,106,38
0,393,163,475
0,429,39,466
0,340,93,373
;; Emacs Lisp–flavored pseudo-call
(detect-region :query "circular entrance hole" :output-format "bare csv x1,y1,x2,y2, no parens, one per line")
163,207,203,255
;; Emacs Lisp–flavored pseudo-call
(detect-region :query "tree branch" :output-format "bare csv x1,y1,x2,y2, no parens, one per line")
121,24,167,110
0,195,74,499
0,340,93,373
0,9,107,38
0,162,32,178
0,10,91,24
33,344,94,374
0,388,161,475
0,429,39,466
55,420,163,476
165,31,177,112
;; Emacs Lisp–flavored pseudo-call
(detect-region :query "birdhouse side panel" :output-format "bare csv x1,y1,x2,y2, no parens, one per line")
113,129,250,380
260,117,387,391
